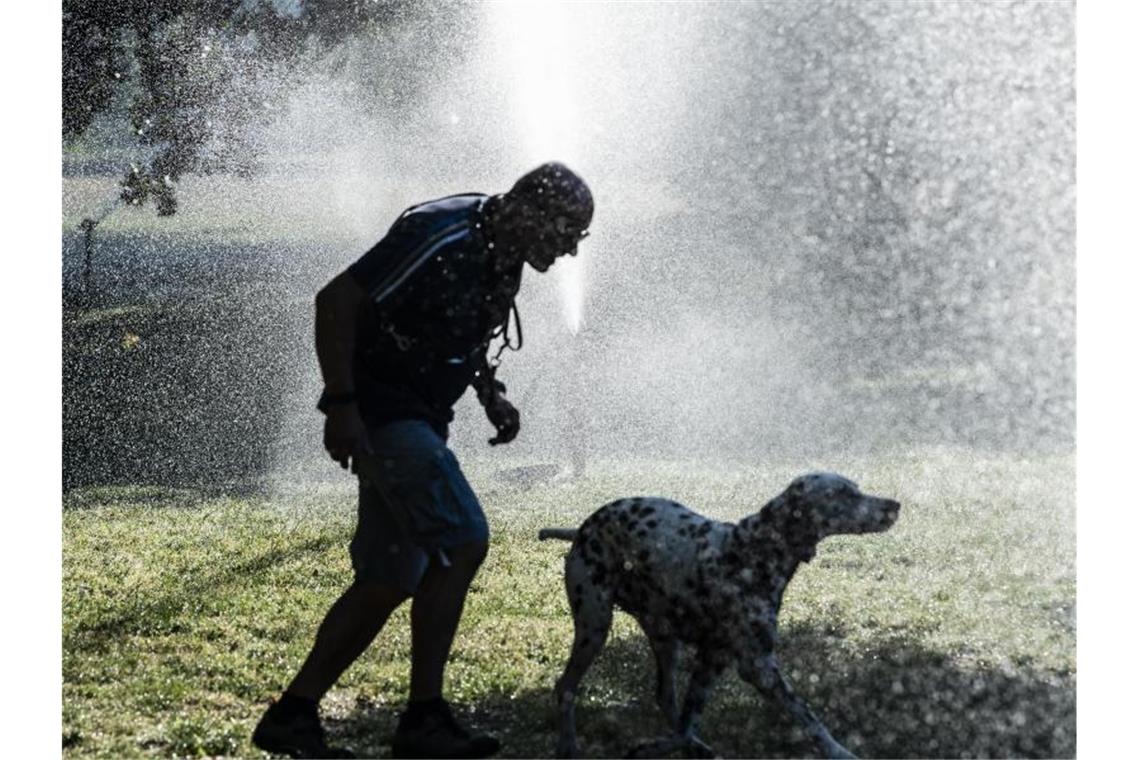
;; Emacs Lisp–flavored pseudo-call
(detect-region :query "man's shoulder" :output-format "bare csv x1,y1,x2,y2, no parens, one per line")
387,191,488,260
349,193,487,303
395,193,487,233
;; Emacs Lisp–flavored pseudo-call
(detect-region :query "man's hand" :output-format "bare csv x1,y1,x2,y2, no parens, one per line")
323,402,372,469
486,396,520,445
473,358,519,445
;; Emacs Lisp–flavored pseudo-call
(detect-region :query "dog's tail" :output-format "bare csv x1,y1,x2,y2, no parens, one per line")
538,528,578,542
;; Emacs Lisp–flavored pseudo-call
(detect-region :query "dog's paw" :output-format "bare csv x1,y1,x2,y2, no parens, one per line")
682,736,718,759
626,734,719,759
823,744,857,760
626,736,686,759
626,739,665,758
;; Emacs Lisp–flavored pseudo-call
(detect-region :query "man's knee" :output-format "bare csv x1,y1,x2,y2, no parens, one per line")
447,539,489,574
350,579,411,610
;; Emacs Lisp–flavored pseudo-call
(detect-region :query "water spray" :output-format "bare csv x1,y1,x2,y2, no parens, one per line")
559,254,587,336
484,2,589,338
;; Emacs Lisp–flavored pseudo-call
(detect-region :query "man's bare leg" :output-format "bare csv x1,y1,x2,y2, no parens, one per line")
287,580,410,700
408,540,489,700
391,540,499,757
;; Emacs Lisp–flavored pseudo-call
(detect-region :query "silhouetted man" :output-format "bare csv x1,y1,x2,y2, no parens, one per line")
253,162,593,759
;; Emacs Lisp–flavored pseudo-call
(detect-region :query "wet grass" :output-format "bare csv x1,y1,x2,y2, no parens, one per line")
63,449,1074,758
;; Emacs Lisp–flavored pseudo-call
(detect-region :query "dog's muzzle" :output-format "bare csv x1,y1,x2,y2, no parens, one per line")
873,498,901,530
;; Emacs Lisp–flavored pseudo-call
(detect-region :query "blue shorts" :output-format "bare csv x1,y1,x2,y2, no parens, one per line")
349,419,489,594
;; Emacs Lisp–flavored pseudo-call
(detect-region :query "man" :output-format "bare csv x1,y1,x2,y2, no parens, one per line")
253,162,593,759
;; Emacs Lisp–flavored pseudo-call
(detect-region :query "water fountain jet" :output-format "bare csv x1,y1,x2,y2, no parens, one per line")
483,2,590,338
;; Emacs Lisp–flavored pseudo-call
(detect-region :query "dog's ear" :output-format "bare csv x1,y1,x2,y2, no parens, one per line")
754,488,799,528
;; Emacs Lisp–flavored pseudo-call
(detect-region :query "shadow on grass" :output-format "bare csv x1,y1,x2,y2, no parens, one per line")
324,624,1074,759
65,535,340,645
62,481,272,510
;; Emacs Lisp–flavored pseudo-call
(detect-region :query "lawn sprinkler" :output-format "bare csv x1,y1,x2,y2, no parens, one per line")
76,192,126,300
76,162,173,299
79,217,97,297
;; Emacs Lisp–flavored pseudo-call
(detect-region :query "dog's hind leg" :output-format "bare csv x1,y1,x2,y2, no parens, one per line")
640,625,681,730
739,654,855,759
628,653,721,759
554,552,614,758
675,655,721,758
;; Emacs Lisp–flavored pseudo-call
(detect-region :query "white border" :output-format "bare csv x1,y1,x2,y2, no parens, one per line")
4,1,63,754
16,1,1133,755
1076,2,1139,757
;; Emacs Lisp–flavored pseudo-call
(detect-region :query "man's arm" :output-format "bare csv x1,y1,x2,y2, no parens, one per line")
315,271,372,468
471,351,501,407
472,351,520,445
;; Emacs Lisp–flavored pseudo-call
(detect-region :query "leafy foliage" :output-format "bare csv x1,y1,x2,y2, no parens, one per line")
62,0,420,215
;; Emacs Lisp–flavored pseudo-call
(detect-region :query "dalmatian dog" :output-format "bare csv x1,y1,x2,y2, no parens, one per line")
538,472,901,759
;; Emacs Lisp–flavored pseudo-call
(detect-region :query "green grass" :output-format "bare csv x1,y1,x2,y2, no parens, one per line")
63,448,1074,758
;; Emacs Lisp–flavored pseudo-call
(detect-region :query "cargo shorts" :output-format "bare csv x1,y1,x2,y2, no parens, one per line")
349,419,489,594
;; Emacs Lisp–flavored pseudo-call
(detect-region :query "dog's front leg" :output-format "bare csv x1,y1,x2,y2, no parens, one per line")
554,677,579,759
739,654,855,759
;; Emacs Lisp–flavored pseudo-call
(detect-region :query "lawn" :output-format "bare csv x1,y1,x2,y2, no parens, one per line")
62,448,1074,758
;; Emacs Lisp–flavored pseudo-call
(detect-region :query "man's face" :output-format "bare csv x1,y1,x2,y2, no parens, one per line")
497,196,590,272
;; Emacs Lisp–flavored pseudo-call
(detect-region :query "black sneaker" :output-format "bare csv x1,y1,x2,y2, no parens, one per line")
252,700,355,759
391,700,500,759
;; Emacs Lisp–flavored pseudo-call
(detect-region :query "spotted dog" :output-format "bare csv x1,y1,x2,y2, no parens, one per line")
538,473,901,759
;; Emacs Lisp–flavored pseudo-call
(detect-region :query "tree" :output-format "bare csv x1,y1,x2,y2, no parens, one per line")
62,0,425,215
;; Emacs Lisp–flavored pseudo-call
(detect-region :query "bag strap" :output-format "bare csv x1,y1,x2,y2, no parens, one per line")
489,299,523,367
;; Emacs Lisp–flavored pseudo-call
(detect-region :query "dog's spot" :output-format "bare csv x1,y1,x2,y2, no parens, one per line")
750,622,775,651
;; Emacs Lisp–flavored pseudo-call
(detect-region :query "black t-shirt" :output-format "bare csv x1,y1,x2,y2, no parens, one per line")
342,193,523,435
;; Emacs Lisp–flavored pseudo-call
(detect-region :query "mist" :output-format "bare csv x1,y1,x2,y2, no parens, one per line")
62,0,1074,489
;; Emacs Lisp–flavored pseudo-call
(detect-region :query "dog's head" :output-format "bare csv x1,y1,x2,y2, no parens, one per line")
755,473,901,562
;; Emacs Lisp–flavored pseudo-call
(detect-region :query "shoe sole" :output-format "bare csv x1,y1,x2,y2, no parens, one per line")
252,730,305,759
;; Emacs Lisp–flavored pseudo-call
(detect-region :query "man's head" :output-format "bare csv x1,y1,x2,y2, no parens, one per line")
493,162,593,272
